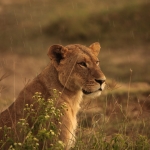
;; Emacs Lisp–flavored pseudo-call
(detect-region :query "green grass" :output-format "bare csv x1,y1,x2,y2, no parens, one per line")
0,0,149,54
0,89,150,149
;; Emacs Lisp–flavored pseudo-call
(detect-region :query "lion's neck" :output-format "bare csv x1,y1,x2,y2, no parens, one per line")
39,64,83,112
39,64,63,92
64,90,83,115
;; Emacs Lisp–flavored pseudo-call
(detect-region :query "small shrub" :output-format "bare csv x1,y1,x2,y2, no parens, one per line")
0,90,66,150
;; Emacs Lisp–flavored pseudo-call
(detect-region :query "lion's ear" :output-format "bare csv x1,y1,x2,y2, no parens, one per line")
89,42,101,56
47,44,68,66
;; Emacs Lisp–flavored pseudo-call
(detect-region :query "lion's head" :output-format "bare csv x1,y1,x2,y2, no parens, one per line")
47,42,106,97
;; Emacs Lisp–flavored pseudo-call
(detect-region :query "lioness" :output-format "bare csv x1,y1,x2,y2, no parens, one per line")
0,42,106,149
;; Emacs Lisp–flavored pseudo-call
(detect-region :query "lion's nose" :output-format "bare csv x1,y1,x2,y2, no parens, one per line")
95,79,106,85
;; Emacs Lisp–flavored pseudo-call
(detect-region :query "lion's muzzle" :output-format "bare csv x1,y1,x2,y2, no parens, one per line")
95,79,106,91
82,80,106,95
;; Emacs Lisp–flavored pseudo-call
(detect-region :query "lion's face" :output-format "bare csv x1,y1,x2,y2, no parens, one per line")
48,42,106,97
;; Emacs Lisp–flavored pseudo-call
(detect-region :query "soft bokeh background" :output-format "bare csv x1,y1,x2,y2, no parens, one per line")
0,0,150,140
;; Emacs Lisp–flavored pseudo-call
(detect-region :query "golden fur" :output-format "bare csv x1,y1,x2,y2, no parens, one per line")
0,42,106,149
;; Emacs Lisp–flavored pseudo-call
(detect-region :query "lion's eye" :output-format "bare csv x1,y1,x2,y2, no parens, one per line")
96,61,100,66
78,62,87,67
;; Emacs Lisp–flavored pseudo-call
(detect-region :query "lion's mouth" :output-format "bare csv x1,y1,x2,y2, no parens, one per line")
82,88,102,95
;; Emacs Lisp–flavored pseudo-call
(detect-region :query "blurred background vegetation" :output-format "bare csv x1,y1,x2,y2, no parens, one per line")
0,0,150,145
0,0,150,83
